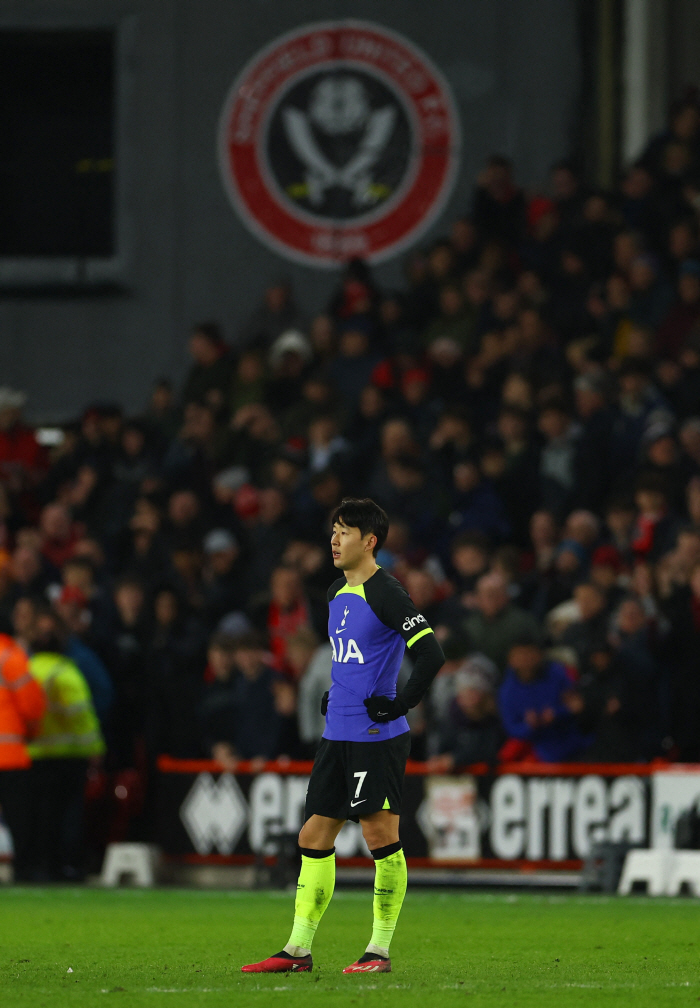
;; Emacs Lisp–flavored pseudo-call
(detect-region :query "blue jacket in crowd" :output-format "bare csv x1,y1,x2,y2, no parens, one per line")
499,660,589,762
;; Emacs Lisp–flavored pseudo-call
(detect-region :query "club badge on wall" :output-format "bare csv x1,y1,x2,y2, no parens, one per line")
218,20,460,267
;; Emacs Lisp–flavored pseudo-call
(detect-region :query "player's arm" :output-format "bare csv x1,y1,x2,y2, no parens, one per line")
364,574,445,723
399,630,446,709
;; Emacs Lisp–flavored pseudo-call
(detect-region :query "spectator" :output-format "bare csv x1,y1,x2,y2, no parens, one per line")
267,330,313,416
238,277,305,352
180,322,233,411
162,402,226,490
631,472,681,562
39,503,82,569
641,95,700,182
251,565,324,675
60,554,105,612
499,636,588,762
451,216,480,274
619,163,657,238
307,414,349,474
492,406,540,544
0,387,48,497
112,496,171,589
537,402,582,519
403,568,449,628
27,607,104,881
527,510,559,574
198,632,284,768
143,379,179,448
228,404,281,485
297,636,333,749
328,326,380,410
50,588,114,725
428,663,502,770
0,626,45,881
609,358,673,480
472,155,526,246
520,196,560,279
446,459,511,544
464,572,540,674
244,489,292,593
628,254,674,330
201,528,245,627
146,587,207,759
605,496,638,562
550,159,586,229
345,388,384,478
8,544,51,604
423,284,478,357
427,409,473,480
448,531,491,595
564,643,642,761
374,517,412,577
228,351,267,415
658,259,700,359
101,576,151,769
398,368,440,444
573,374,615,510
589,545,626,607
328,257,380,327
308,313,336,364
560,583,610,670
608,596,659,756
379,458,437,539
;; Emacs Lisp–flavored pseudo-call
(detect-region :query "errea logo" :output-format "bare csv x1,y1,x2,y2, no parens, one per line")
402,614,426,631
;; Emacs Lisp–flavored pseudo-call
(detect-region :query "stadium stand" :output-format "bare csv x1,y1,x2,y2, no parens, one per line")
3,94,700,878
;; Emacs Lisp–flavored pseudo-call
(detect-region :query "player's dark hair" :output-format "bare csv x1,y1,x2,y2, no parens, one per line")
331,498,389,556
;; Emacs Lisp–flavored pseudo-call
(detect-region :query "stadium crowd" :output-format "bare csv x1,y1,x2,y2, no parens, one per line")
3,94,700,878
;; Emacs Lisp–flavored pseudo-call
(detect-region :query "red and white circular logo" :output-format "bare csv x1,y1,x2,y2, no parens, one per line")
218,20,460,268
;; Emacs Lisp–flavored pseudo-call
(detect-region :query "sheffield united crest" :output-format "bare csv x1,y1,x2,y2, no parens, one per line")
218,21,460,267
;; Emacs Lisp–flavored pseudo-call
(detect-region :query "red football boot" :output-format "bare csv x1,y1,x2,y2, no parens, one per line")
342,953,391,973
241,951,312,973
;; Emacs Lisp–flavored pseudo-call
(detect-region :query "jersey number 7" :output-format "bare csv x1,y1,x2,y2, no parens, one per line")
353,771,367,798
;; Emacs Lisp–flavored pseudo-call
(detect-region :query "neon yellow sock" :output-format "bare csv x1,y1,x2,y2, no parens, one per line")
368,848,407,955
284,851,335,955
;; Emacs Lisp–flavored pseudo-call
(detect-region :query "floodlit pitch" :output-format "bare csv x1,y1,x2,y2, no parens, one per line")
0,888,697,1007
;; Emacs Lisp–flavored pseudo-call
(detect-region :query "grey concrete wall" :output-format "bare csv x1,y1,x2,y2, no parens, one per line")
0,0,581,421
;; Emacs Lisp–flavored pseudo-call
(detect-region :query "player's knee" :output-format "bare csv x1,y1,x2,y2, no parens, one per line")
298,815,342,849
297,820,315,848
360,821,397,851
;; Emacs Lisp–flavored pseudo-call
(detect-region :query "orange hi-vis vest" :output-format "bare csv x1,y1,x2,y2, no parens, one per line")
0,634,46,769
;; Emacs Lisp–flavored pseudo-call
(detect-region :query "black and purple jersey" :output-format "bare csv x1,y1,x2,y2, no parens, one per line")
323,567,441,743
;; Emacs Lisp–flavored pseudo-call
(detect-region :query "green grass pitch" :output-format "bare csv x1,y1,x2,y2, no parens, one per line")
0,888,698,1007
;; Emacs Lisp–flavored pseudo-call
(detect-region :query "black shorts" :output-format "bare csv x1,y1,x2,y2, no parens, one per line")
305,731,411,823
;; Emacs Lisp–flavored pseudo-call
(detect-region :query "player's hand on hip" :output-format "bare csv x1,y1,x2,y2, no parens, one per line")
364,694,409,723
321,690,329,715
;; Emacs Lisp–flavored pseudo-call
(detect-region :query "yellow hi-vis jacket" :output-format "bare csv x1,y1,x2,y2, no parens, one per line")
28,652,105,760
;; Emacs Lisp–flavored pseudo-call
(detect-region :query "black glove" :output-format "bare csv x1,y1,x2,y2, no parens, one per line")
321,690,329,716
364,694,409,723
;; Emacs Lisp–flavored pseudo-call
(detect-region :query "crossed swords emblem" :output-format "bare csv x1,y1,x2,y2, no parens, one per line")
282,75,397,209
